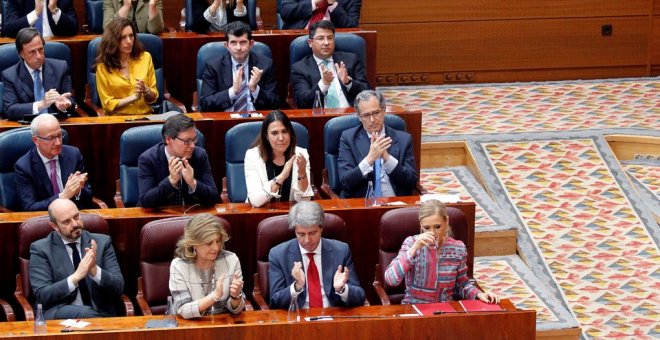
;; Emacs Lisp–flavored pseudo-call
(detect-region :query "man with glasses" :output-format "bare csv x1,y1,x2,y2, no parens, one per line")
15,113,92,211
337,90,417,198
137,114,218,208
199,21,278,112
2,27,74,121
291,20,370,109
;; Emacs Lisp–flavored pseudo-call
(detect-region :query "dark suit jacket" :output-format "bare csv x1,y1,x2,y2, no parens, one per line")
268,238,365,309
29,231,125,319
137,142,219,208
338,125,417,198
2,58,75,121
280,0,361,29
291,51,370,109
189,0,250,33
199,51,279,112
3,0,78,38
14,145,92,212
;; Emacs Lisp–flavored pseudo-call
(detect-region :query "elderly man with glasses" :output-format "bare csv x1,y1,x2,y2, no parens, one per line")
337,90,418,199
137,114,218,208
15,113,91,211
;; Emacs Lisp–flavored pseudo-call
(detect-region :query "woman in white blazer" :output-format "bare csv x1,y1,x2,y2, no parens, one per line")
244,110,314,207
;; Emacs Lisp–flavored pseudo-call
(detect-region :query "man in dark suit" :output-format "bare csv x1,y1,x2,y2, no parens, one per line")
268,201,365,309
338,90,417,198
2,27,74,121
280,0,360,29
29,198,124,319
3,0,78,38
15,114,92,211
199,21,278,112
138,114,219,208
291,20,370,109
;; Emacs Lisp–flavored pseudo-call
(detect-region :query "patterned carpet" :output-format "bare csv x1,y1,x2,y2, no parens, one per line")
381,78,660,339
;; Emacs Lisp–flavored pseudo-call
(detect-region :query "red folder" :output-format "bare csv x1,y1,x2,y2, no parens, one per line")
412,302,456,316
458,300,503,312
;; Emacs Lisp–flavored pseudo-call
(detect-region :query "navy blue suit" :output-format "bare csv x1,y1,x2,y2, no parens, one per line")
199,51,279,112
268,238,365,309
137,143,219,208
280,0,361,29
291,51,370,109
3,0,78,38
15,145,92,212
29,231,124,319
2,58,74,121
338,125,417,198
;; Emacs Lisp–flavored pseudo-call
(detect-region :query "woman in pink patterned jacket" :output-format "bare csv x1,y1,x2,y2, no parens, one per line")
384,200,500,304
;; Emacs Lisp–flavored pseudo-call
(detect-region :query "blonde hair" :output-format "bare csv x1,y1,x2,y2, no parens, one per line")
174,214,229,261
418,199,453,237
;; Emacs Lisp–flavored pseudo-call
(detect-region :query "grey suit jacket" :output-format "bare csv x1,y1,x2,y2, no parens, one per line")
29,231,124,319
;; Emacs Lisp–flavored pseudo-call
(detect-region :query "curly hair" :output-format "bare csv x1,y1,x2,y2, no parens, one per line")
174,214,230,262
95,17,144,72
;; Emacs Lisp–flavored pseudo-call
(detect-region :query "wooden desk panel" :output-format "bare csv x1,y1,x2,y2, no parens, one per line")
0,109,421,206
0,301,535,339
0,198,475,310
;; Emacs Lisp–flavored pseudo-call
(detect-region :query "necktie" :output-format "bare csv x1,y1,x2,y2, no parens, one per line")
306,253,323,308
49,159,60,195
234,63,248,113
322,60,339,108
35,11,43,35
33,70,45,105
374,158,382,198
309,0,328,26
67,243,92,306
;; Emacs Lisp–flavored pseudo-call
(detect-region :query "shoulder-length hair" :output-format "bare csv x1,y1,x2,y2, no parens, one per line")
251,110,297,161
95,17,144,72
174,214,230,262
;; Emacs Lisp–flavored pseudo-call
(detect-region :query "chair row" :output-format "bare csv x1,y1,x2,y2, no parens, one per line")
0,204,469,320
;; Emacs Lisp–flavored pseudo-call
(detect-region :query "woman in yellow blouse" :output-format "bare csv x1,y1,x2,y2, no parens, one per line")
95,17,158,115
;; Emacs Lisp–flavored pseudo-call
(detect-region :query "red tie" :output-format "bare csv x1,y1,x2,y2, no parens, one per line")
306,253,323,308
309,0,328,27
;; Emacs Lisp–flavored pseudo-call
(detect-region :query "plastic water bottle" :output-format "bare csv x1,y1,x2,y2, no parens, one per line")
365,181,376,207
312,90,323,115
287,297,300,322
164,296,178,328
34,303,46,334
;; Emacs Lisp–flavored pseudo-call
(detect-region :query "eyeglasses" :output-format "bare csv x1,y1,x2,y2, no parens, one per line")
313,35,334,43
358,109,383,120
175,136,198,145
35,133,63,143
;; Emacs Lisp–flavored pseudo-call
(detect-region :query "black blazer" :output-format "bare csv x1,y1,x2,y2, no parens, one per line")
280,0,361,29
3,0,78,38
189,0,251,33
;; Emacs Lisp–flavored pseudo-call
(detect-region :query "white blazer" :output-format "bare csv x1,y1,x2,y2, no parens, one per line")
244,146,314,207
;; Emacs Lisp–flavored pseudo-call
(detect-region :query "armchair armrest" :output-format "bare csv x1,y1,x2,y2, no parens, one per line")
191,91,199,112
320,169,340,199
285,83,297,110
120,294,135,316
92,197,108,209
14,274,34,320
74,105,89,117
372,264,392,306
83,84,107,117
416,181,428,195
114,179,125,208
252,273,269,310
0,298,15,321
220,177,229,203
136,277,153,316
0,205,11,213
163,81,187,113
243,299,254,311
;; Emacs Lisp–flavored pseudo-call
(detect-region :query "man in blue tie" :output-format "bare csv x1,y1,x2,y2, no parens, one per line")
1,27,74,121
337,90,418,199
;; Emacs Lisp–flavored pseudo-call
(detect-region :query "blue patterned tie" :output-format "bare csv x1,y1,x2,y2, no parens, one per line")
234,63,248,113
323,60,339,108
374,158,382,198
33,70,45,112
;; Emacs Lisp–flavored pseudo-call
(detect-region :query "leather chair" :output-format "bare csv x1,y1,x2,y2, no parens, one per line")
84,0,104,34
275,0,284,29
84,34,186,116
321,113,408,198
0,299,14,321
16,214,134,320
43,41,89,118
372,206,470,305
223,121,309,203
185,0,258,32
114,124,206,208
287,33,367,108
192,41,272,112
0,43,20,115
252,213,347,310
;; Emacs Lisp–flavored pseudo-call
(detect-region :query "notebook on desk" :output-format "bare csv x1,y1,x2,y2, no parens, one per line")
412,302,456,316
458,300,503,312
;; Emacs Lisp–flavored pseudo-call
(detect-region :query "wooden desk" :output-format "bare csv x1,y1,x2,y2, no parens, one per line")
0,198,474,311
0,300,535,339
0,29,376,110
0,109,421,205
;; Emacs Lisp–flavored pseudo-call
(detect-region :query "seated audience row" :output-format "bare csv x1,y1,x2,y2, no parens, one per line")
30,198,498,319
1,0,361,38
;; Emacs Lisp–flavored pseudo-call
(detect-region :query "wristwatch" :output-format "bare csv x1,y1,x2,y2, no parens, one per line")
51,7,61,16
230,292,244,300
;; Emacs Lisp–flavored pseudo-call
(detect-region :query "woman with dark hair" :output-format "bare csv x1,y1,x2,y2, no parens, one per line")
189,0,250,34
95,17,158,115
244,110,313,207
169,213,245,319
384,200,500,304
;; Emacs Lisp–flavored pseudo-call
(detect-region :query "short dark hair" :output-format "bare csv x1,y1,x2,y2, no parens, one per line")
225,21,252,42
252,110,297,161
162,114,195,141
15,27,44,54
309,20,335,39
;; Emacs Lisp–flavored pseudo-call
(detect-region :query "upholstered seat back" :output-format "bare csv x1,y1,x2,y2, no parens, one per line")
377,206,468,305
85,0,104,34
224,121,309,203
323,114,406,196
